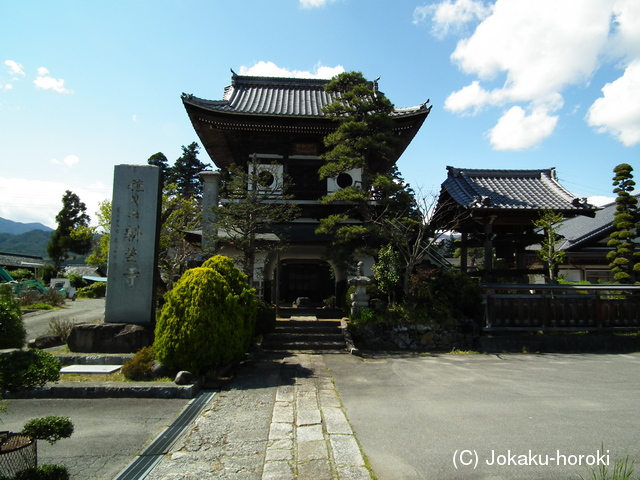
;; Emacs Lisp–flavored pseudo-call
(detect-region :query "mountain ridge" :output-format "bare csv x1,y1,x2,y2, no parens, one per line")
0,217,53,235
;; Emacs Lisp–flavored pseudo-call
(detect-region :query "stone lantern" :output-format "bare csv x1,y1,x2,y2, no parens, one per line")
349,261,371,316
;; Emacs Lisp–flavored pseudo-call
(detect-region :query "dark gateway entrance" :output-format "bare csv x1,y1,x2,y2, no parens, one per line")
280,260,333,306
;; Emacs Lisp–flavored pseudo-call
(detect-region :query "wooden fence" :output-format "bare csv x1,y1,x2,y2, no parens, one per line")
481,284,640,332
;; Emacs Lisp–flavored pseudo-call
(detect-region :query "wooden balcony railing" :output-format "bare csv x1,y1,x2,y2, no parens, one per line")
481,284,640,332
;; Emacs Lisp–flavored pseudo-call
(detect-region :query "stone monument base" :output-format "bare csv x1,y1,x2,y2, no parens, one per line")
67,323,153,354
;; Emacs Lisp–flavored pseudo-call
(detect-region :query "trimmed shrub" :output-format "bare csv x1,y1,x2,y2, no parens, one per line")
0,349,61,394
0,300,26,349
76,282,106,298
154,256,256,374
21,416,74,444
13,465,70,480
121,346,155,381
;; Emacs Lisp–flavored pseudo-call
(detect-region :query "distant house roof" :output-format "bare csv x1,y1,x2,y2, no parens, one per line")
557,194,640,251
439,166,596,215
182,73,430,119
0,252,46,269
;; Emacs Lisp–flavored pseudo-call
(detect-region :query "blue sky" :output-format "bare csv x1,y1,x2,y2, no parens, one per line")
1,0,638,228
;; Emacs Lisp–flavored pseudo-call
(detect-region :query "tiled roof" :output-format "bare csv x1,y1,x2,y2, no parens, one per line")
441,167,597,213
0,252,46,268
182,73,429,118
557,194,640,250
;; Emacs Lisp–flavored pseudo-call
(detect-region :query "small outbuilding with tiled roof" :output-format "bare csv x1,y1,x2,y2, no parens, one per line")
555,194,640,283
434,167,598,282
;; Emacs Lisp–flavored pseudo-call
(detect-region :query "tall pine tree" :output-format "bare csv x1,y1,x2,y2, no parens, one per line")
607,163,638,284
47,190,92,270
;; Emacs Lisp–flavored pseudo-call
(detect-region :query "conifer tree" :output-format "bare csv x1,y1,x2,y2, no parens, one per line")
607,163,638,284
47,190,92,270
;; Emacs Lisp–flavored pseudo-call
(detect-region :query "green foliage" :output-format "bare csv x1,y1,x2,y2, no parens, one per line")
154,256,256,374
47,190,92,269
607,164,638,284
76,282,106,298
7,268,33,280
320,71,396,184
409,267,483,323
40,288,66,307
121,346,156,381
579,455,636,480
11,465,70,480
21,416,74,444
372,245,401,304
165,142,208,199
0,285,26,349
534,209,567,283
0,349,61,394
212,156,300,282
0,229,52,258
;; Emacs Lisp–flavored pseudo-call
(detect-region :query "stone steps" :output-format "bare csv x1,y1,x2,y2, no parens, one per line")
262,319,346,351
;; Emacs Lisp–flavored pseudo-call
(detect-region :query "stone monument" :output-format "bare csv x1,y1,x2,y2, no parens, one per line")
349,261,371,316
105,165,161,324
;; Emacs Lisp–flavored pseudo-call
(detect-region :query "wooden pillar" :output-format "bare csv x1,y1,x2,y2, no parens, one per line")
460,229,468,273
484,216,495,283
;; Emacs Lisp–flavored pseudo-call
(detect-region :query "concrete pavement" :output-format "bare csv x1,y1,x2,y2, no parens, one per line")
0,397,189,480
6,337,640,479
325,351,640,480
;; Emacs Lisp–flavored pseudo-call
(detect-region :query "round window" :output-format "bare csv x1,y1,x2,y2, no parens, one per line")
336,173,353,189
258,171,275,188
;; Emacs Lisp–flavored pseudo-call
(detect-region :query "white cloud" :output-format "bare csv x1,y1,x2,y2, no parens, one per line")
488,104,559,151
588,195,616,207
422,0,640,150
0,177,110,229
414,0,492,36
5,60,25,76
238,61,345,79
586,59,640,146
50,155,80,168
299,0,335,8
611,0,640,59
34,67,73,94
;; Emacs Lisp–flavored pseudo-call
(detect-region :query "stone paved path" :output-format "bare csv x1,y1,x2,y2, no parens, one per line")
146,352,371,480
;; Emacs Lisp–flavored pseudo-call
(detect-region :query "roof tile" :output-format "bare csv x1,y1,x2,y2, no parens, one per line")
442,166,596,213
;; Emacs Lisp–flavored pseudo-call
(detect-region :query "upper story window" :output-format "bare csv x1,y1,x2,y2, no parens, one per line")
248,155,284,197
327,168,362,193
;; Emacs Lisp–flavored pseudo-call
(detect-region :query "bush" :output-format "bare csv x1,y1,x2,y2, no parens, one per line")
409,267,483,323
46,317,76,343
121,346,155,381
21,416,74,444
12,465,70,480
40,288,66,307
0,285,26,349
154,256,256,375
0,349,61,394
76,282,106,298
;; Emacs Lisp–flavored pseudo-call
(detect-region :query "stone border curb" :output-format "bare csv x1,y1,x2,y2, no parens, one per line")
341,319,362,356
6,382,200,399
